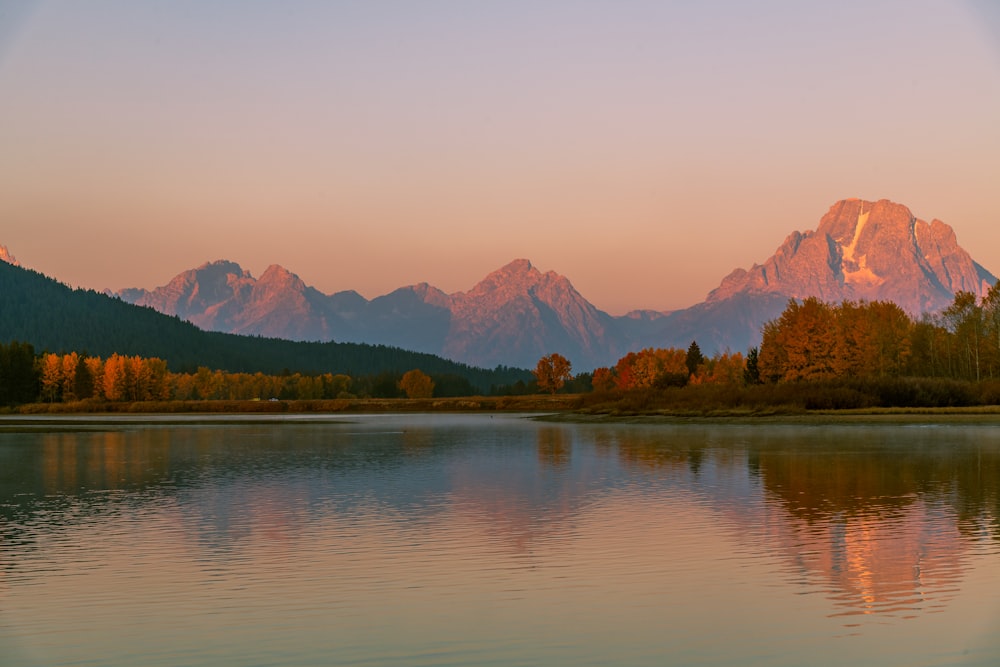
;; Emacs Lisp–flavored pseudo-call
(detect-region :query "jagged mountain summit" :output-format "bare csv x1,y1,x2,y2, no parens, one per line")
118,258,626,370
706,198,993,313
443,259,622,369
111,198,995,369
645,198,996,354
119,261,339,341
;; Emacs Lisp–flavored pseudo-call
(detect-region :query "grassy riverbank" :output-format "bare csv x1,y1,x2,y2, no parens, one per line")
2,394,584,415
539,406,1000,425
5,394,1000,424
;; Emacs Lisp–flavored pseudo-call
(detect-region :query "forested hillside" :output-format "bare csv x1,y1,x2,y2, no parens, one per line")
0,261,529,391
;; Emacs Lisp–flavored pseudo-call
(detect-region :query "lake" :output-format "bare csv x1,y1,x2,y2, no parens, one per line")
1,413,999,666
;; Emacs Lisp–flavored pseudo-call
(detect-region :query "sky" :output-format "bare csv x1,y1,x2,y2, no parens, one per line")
1,0,998,315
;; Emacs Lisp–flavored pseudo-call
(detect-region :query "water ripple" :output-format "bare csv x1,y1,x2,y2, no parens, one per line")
2,416,999,666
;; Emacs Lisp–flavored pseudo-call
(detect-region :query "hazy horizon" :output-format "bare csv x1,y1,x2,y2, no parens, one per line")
1,1,998,315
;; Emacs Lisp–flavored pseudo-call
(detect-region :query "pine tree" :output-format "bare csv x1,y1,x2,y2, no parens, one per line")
743,347,761,385
685,341,705,377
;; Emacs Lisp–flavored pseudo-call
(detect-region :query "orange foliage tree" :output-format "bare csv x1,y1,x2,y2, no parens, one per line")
591,367,616,392
760,298,838,382
399,369,435,398
614,348,687,389
691,351,745,385
533,353,573,394
760,298,913,383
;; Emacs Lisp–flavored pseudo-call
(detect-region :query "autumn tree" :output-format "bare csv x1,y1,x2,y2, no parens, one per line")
171,372,196,400
704,351,745,385
85,357,104,399
613,351,639,389
613,348,687,389
143,357,171,400
39,353,66,402
760,298,916,383
102,354,128,401
760,298,838,382
943,291,984,381
831,301,874,377
632,351,663,388
319,373,352,398
591,367,616,392
982,282,1000,378
399,369,435,398
863,301,912,377
194,366,225,400
533,353,573,394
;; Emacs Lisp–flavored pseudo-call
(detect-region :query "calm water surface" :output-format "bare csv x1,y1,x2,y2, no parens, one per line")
1,413,999,666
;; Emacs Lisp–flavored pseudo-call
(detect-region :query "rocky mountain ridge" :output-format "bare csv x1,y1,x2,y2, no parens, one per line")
99,198,999,369
116,257,624,370
707,199,992,313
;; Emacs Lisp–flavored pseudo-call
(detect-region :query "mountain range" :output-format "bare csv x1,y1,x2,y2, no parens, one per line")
5,198,986,372
0,258,530,391
115,257,626,370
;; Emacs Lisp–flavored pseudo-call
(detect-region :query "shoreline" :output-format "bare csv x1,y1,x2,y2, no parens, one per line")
0,395,582,416
538,408,1000,425
4,397,1000,426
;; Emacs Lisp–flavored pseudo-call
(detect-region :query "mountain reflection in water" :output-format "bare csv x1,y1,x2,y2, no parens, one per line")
1,415,999,666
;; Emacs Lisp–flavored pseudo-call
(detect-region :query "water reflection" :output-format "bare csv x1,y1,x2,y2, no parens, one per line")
2,416,1000,666
744,428,997,620
606,424,1000,621
40,431,176,493
537,426,571,467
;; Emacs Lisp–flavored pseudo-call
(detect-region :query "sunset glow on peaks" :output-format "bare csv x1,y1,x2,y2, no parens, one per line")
0,1,998,314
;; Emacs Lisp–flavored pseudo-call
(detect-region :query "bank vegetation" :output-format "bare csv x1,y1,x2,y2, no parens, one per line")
4,286,1000,416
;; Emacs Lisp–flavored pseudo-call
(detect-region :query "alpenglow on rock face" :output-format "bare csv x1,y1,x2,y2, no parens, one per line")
706,199,994,314
113,199,996,368
640,198,996,355
116,258,626,369
0,244,19,267
443,259,621,370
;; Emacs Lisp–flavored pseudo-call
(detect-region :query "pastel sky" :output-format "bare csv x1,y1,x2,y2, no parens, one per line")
1,1,998,314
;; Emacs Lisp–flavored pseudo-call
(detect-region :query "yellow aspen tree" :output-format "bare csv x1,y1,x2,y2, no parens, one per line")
707,352,745,385
760,298,837,382
832,301,869,377
630,351,662,388
59,352,79,401
868,300,912,377
39,353,64,402
194,367,221,399
103,354,127,401
656,348,688,376
85,357,105,400
328,374,352,398
143,357,170,400
759,317,789,383
170,373,194,400
399,369,435,398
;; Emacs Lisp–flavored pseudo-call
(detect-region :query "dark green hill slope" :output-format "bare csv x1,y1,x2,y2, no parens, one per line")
0,261,529,390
